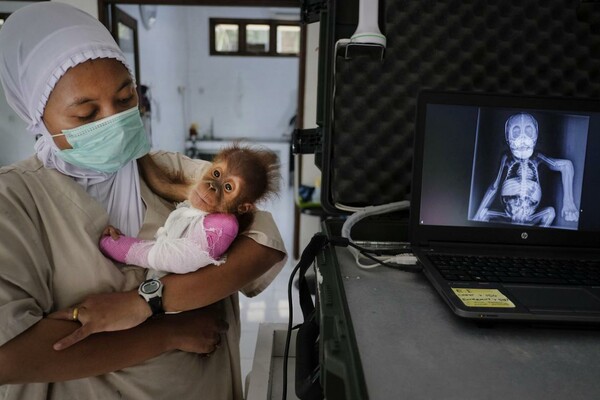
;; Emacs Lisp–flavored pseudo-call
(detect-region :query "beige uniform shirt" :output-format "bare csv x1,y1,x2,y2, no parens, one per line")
0,151,287,400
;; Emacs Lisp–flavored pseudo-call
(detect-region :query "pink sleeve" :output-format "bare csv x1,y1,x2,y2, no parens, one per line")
99,235,147,264
202,213,239,259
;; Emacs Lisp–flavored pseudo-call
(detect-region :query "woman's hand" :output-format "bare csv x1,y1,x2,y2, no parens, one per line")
163,306,228,354
47,290,152,350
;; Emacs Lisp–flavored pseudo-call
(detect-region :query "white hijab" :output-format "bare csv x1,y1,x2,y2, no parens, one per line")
0,2,145,236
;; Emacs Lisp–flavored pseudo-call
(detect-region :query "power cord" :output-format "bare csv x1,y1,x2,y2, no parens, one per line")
283,233,329,400
343,239,422,273
340,200,420,270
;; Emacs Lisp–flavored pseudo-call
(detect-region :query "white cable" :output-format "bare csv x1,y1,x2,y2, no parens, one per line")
331,38,351,124
341,200,409,238
340,201,417,269
335,202,365,212
354,252,418,269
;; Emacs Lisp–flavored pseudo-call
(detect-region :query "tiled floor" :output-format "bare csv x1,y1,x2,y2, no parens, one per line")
239,257,304,391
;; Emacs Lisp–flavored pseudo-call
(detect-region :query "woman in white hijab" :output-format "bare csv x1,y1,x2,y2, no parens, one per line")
0,3,286,399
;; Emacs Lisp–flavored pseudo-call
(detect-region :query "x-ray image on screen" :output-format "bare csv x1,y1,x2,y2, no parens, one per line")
468,109,588,230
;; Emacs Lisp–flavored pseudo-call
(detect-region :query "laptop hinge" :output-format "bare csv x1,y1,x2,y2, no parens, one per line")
417,241,600,256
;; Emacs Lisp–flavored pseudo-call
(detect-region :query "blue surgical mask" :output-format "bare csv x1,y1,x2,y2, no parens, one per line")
51,106,151,173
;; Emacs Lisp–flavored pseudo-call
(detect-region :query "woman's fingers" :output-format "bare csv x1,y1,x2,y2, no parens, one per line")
47,291,151,350
46,306,94,350
46,307,77,321
53,324,93,350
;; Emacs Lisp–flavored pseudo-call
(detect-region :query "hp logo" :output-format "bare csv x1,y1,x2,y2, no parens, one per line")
521,232,529,240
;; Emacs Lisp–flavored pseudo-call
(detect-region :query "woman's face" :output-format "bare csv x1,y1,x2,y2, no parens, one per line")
42,58,138,150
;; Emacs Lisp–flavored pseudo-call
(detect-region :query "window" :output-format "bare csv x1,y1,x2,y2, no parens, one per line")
210,18,300,57
277,25,301,54
246,24,270,53
215,23,239,52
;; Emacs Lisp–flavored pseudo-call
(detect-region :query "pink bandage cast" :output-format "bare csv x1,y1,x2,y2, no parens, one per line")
99,235,142,264
100,206,239,274
203,213,239,258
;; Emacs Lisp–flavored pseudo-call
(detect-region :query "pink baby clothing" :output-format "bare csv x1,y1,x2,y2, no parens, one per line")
100,202,239,274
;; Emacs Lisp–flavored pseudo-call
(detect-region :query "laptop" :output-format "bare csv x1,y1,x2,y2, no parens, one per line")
410,90,600,323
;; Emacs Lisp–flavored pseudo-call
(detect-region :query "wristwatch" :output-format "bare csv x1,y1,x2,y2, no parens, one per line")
138,278,164,316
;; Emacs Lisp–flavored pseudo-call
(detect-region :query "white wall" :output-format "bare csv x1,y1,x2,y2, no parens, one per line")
53,0,97,18
186,7,299,141
0,1,37,13
119,4,190,153
119,5,299,153
0,92,33,165
0,1,38,165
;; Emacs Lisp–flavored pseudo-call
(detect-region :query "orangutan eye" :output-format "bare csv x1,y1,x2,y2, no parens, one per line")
224,183,233,192
213,170,220,178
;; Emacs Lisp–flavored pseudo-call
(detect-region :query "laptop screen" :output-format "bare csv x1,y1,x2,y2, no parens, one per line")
411,91,600,248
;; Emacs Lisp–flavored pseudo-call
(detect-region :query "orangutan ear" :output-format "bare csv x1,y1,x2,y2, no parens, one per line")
237,202,255,214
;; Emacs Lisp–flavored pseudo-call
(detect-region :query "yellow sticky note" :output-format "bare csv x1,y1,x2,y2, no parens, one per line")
451,288,516,308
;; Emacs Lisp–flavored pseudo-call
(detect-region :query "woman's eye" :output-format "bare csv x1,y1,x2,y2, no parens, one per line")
224,183,233,192
213,170,220,178
119,95,134,104
76,112,96,122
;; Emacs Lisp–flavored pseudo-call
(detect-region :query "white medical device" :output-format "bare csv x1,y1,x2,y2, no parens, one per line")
351,0,386,47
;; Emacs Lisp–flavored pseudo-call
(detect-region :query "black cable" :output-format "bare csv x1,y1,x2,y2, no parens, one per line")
347,241,423,272
281,234,421,400
282,254,302,400
282,234,330,400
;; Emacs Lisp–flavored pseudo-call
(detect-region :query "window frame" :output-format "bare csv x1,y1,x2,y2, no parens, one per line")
210,18,300,57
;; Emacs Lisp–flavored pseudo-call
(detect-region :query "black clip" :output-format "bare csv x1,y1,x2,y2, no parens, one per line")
301,0,328,24
292,127,322,154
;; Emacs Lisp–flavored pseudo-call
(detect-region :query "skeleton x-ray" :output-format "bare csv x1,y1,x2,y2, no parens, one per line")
468,110,588,230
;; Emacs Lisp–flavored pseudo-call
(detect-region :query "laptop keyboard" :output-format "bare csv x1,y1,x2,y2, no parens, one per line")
429,254,600,286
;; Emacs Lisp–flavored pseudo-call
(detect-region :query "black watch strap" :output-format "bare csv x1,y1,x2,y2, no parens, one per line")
146,296,164,316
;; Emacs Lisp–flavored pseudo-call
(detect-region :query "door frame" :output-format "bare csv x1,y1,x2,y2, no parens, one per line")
111,7,141,85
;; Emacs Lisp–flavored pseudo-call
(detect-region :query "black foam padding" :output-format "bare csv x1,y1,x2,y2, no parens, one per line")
326,0,600,210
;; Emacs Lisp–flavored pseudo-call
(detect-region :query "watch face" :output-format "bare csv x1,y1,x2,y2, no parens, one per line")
141,280,161,294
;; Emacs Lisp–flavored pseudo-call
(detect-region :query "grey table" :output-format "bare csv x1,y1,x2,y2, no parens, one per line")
315,237,600,400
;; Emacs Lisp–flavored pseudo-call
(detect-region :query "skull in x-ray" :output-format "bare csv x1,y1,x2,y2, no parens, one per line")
505,113,538,160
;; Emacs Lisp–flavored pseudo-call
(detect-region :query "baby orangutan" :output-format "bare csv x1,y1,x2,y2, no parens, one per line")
99,143,280,276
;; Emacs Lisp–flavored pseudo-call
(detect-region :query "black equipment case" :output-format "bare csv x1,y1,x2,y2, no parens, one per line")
292,0,600,398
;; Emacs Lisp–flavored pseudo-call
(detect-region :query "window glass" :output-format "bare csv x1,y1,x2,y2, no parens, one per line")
215,23,239,52
246,24,270,53
276,25,300,54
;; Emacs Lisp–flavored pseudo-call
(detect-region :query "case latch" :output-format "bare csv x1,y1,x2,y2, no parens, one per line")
292,127,322,154
301,0,328,24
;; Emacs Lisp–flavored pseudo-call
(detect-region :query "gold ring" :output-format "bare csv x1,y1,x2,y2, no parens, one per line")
72,307,80,322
